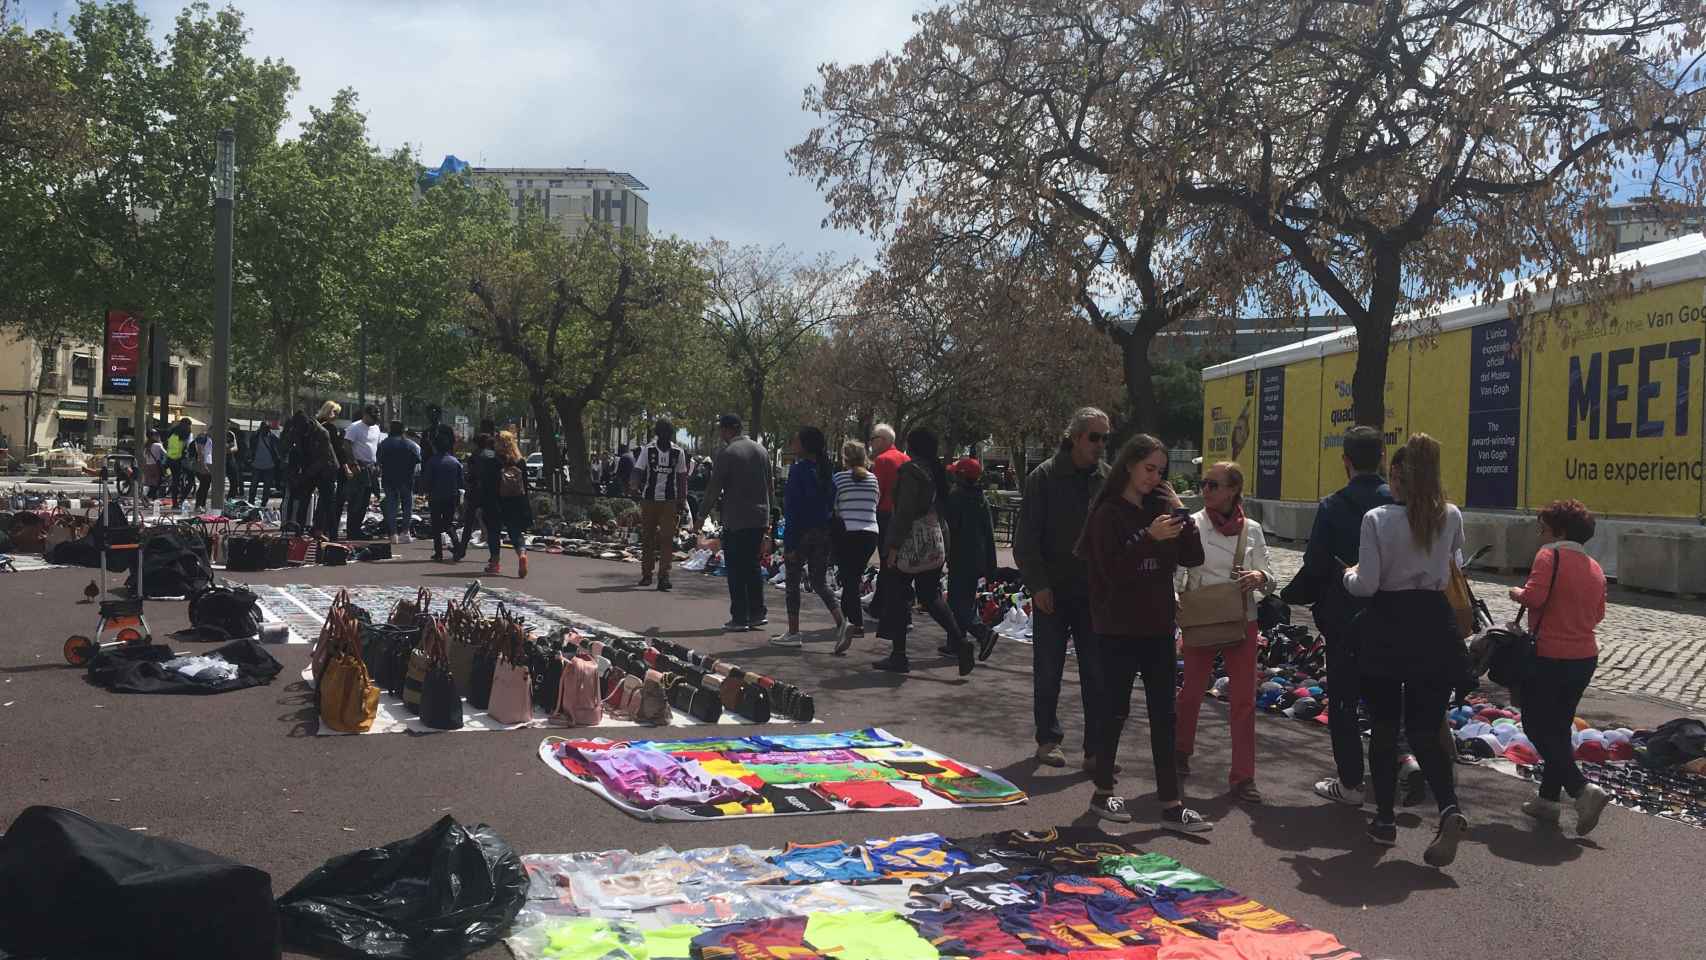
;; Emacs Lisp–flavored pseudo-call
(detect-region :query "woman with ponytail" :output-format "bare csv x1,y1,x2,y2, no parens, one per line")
1343,433,1470,866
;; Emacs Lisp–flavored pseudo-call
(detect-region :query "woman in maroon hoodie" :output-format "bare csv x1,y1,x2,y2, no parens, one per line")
1075,433,1210,831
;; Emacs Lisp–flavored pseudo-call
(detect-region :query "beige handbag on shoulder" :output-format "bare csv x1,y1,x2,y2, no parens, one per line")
1176,521,1249,649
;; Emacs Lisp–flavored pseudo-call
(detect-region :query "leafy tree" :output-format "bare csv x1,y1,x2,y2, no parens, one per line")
1178,0,1706,427
699,241,856,439
464,218,707,490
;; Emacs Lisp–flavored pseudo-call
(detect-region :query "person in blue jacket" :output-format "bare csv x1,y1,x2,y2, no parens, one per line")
376,421,421,543
771,425,845,647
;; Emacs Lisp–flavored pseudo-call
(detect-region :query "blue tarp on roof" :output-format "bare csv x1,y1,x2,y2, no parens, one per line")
419,154,470,188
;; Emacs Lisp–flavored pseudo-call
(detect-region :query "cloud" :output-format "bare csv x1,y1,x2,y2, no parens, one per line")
17,0,926,260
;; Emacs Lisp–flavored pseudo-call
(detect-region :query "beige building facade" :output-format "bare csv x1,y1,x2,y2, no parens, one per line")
0,330,211,458
471,166,650,237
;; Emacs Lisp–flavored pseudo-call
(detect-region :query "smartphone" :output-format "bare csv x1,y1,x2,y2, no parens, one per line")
1171,507,1192,521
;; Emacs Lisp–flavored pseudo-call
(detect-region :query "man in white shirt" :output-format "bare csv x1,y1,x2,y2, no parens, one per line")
629,418,690,591
341,405,384,540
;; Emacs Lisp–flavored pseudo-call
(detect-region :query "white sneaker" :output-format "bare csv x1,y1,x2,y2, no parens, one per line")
1522,795,1562,824
769,632,803,648
1314,777,1371,806
401,533,413,544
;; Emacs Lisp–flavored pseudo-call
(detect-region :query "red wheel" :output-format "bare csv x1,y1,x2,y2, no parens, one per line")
64,635,95,666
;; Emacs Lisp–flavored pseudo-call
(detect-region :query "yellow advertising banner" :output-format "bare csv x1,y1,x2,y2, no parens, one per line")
1524,283,1705,517
1201,276,1706,519
1315,348,1410,498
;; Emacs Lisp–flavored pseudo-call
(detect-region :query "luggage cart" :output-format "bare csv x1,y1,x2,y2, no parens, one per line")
63,454,154,666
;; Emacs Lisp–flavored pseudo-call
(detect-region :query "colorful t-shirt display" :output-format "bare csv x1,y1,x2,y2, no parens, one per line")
771,840,884,884
865,833,980,881
811,780,922,809
1101,853,1224,894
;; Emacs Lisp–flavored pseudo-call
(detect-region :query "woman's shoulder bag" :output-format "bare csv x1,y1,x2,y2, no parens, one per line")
1177,522,1249,649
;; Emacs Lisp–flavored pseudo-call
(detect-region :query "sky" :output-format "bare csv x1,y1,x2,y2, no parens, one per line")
15,0,927,263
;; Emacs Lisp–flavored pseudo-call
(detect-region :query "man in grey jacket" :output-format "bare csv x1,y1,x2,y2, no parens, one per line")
696,414,772,631
1014,407,1111,769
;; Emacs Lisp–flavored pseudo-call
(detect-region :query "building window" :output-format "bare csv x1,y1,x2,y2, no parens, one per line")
71,354,93,387
549,179,562,188
41,346,57,372
186,366,199,402
118,417,132,438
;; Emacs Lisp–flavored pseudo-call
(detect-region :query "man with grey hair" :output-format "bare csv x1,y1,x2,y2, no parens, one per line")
1014,406,1112,769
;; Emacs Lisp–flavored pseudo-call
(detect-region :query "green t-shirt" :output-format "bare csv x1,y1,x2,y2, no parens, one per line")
641,924,702,960
748,762,900,785
1100,852,1223,893
805,910,938,960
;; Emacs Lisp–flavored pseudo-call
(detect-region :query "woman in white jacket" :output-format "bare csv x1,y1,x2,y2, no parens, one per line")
1174,461,1274,802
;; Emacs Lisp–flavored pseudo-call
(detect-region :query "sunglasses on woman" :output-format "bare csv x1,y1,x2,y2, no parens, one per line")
1201,479,1225,491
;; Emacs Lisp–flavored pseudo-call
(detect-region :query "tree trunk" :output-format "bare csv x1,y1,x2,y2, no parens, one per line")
553,395,594,492
277,333,294,418
747,380,765,441
1351,321,1392,429
1116,324,1160,434
1353,246,1403,430
526,388,560,478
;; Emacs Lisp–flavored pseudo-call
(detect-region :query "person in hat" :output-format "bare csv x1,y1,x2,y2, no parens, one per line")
943,455,998,661
695,414,772,631
1174,461,1275,803
1510,498,1610,834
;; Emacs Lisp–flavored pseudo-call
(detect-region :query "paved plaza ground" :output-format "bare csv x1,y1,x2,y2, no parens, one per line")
2,542,1703,960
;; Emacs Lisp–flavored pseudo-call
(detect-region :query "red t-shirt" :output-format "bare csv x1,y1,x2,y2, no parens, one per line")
873,447,911,513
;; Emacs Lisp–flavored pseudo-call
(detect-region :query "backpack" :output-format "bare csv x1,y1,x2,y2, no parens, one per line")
498,463,525,498
189,582,263,640
558,654,602,726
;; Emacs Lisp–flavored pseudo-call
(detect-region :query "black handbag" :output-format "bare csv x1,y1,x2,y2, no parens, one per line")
1486,548,1560,689
669,679,722,723
263,536,289,570
1256,594,1290,630
225,536,266,572
418,620,462,730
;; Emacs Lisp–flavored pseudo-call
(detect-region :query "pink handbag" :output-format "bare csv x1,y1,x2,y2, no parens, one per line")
487,660,533,725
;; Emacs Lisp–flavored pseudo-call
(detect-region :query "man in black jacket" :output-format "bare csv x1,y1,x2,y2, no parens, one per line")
1014,407,1110,769
1285,425,1392,805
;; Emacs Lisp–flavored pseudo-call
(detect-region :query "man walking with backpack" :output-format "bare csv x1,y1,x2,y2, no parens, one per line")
631,418,690,591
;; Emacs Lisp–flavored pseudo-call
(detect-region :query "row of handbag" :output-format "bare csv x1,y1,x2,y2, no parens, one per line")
643,636,815,722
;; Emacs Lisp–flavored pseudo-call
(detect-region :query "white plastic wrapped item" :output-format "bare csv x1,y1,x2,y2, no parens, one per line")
521,850,637,915
566,848,696,912
749,881,901,915
678,845,787,886
160,654,240,683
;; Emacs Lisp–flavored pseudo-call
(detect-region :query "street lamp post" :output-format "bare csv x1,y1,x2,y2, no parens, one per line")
209,128,236,508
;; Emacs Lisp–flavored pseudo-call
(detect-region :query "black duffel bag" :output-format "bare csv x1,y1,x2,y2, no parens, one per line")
189,581,263,640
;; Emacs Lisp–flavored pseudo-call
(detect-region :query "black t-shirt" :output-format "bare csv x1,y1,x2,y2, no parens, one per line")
951,827,1147,873
907,867,1043,913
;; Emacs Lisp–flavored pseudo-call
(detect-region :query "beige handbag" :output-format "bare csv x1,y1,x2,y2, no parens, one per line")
1176,521,1249,649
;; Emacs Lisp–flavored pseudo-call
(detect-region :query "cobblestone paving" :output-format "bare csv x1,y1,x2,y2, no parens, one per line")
1264,543,1706,711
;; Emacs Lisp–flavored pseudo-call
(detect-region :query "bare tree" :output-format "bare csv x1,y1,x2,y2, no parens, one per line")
789,0,1271,431
1178,0,1706,427
700,241,856,439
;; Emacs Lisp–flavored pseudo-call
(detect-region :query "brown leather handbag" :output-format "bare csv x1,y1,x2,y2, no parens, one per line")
319,594,379,733
1177,523,1249,649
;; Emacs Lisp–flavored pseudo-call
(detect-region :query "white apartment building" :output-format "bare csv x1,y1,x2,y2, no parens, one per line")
472,167,650,237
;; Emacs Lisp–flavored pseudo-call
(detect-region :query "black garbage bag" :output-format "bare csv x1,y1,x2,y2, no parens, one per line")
277,816,527,960
0,805,280,960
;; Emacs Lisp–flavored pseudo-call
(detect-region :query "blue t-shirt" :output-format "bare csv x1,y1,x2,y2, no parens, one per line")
424,452,463,501
783,458,831,548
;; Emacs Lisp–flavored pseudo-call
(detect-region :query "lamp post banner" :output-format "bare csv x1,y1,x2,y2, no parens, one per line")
103,310,141,395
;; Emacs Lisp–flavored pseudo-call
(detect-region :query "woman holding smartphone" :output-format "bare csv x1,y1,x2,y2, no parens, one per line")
1075,434,1210,832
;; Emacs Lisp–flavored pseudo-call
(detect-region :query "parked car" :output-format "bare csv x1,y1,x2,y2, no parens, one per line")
526,452,544,483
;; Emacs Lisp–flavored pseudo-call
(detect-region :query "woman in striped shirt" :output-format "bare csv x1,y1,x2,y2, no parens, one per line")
831,440,881,654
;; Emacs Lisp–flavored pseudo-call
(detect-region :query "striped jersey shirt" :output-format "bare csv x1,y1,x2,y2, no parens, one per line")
832,469,881,533
634,442,689,501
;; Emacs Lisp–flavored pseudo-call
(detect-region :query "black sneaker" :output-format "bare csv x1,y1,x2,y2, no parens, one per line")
749,616,769,629
957,642,974,677
1091,793,1132,824
977,626,998,661
1160,806,1213,834
657,576,671,591
872,656,911,674
1368,818,1398,847
1424,809,1469,867
722,618,749,632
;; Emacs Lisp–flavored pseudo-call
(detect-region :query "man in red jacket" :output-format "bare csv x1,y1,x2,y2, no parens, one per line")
867,423,910,623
